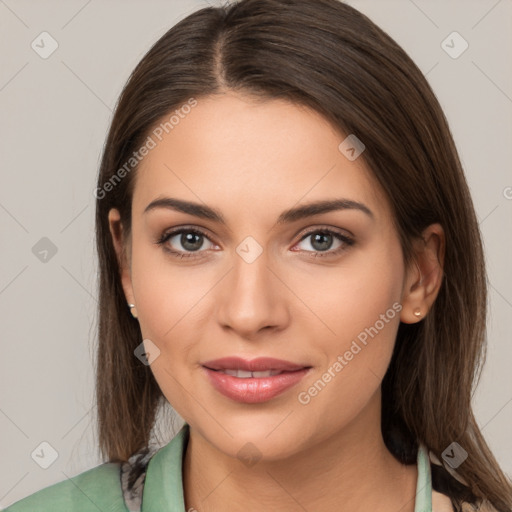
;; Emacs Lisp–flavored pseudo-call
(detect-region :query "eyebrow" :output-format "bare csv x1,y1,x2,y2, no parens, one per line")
143,197,374,224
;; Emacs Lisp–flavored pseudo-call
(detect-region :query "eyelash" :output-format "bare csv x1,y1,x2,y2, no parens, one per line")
155,226,355,260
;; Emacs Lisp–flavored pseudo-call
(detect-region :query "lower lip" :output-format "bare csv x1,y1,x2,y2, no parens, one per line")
203,367,310,403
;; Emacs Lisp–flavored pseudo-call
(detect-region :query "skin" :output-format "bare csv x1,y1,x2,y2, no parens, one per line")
109,91,445,512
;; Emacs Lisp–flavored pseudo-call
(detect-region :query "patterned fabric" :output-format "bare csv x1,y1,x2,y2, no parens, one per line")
120,446,158,512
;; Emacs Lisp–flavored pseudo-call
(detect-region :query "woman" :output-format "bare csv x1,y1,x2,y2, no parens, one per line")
6,0,511,510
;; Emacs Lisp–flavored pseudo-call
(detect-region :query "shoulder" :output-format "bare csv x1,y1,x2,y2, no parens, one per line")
3,462,128,512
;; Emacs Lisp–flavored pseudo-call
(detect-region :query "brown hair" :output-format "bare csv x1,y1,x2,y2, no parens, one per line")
94,0,512,510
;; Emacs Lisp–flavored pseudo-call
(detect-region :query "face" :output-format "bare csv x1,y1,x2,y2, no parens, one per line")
110,92,419,461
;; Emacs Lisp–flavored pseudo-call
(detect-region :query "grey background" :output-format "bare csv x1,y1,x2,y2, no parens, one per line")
1,0,511,507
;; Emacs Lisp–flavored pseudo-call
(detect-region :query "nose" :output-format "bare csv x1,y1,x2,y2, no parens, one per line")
216,248,290,340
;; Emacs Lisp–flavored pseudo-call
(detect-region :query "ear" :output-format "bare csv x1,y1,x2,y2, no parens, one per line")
400,223,445,324
108,208,136,315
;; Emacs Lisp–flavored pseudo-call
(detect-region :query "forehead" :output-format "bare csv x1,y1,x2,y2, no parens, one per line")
132,92,389,223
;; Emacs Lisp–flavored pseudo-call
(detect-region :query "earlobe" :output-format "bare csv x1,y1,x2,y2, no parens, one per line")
400,223,445,324
127,303,138,319
108,208,136,310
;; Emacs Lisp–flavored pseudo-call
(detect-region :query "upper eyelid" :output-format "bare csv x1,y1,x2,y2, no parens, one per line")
295,224,354,240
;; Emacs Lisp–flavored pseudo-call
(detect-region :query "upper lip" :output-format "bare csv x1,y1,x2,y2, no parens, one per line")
202,357,309,372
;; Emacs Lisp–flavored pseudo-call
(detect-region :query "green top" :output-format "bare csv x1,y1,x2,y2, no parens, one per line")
4,424,433,511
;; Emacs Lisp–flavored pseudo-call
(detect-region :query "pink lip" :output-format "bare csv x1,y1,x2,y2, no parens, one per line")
202,357,311,403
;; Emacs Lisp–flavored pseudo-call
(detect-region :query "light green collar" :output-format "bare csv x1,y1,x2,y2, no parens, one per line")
142,424,432,511
415,443,433,511
142,423,189,511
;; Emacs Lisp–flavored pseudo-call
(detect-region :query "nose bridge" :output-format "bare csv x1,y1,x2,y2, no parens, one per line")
216,238,288,335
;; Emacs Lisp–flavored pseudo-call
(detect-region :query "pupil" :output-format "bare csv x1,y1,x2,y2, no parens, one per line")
182,232,202,251
312,233,332,251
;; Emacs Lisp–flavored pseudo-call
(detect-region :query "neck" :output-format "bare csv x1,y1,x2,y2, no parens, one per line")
183,391,418,512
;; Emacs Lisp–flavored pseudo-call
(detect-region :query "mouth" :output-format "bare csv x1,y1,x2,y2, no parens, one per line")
201,357,312,403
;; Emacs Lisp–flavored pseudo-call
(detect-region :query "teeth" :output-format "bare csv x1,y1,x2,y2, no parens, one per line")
220,369,283,378
252,370,273,378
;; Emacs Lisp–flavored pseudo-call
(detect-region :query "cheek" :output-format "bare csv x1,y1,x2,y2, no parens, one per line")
293,237,404,348
129,243,210,417
127,238,233,417
130,238,211,341
293,240,404,413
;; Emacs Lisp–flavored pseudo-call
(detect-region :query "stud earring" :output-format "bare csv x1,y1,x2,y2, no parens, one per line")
128,303,138,319
413,307,422,318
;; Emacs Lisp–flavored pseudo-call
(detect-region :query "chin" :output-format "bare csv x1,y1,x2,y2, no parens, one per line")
193,412,313,462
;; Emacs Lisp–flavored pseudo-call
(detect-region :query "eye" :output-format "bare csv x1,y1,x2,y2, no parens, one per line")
155,226,354,260
155,227,216,258
292,228,354,258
